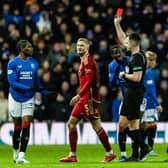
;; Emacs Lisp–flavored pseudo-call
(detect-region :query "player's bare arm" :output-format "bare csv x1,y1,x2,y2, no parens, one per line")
114,16,128,47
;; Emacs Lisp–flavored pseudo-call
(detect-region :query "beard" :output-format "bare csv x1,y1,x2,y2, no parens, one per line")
22,49,33,57
23,52,30,57
77,51,85,57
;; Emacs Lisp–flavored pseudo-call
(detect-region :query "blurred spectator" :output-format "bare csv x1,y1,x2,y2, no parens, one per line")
99,85,111,121
34,92,46,121
69,72,78,95
0,90,8,125
36,11,52,35
47,41,63,68
19,13,38,41
140,33,151,51
50,81,72,121
28,3,41,23
0,61,5,86
51,63,68,90
158,80,168,121
33,38,49,63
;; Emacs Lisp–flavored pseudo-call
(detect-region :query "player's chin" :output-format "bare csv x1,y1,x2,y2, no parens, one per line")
77,52,83,56
29,51,33,55
28,49,33,55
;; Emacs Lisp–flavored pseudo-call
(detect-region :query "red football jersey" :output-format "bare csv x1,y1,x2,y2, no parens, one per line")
78,55,100,102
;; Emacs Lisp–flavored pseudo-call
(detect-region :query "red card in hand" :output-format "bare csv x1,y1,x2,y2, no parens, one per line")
116,8,123,16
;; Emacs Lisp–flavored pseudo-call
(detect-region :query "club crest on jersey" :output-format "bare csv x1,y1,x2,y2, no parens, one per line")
31,63,35,69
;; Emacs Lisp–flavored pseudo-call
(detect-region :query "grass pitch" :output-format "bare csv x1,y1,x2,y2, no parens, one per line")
0,144,168,168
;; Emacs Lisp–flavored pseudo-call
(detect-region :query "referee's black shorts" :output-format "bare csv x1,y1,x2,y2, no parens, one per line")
120,87,144,120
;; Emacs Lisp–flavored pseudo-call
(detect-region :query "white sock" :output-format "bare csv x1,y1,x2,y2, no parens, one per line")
18,152,25,159
13,149,19,160
69,152,76,157
106,150,113,156
121,151,127,157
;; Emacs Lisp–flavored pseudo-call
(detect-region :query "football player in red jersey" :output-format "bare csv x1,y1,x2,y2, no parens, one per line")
59,38,116,163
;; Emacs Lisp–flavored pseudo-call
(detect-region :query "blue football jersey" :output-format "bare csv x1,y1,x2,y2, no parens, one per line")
7,56,47,102
142,68,160,109
108,56,129,98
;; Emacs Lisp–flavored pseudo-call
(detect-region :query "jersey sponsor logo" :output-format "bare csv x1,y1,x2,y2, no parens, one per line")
7,69,13,74
20,71,33,79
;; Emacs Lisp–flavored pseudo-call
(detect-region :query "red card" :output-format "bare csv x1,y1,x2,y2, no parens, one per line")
116,8,123,16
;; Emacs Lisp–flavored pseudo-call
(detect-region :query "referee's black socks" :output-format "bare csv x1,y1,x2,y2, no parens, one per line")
129,129,146,158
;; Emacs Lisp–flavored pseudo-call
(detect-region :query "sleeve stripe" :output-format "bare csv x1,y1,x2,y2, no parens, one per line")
133,66,142,70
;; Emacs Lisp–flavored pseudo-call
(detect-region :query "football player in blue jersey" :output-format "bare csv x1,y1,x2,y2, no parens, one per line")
140,51,163,156
7,40,48,164
109,45,130,161
109,45,129,98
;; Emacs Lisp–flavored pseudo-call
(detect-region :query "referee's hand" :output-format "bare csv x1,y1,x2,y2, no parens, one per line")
119,71,125,79
114,15,122,24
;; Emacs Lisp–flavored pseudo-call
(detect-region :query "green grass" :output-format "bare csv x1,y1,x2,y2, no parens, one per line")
0,144,168,168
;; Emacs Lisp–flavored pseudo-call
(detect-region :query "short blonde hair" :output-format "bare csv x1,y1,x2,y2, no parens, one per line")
145,51,157,60
77,38,91,45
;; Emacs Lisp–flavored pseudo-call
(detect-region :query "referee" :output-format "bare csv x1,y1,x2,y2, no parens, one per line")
114,15,151,161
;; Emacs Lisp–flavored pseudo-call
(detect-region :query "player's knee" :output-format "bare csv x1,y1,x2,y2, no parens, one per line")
93,125,102,133
67,121,76,130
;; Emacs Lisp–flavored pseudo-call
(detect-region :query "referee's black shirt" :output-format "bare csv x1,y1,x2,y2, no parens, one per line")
125,50,146,88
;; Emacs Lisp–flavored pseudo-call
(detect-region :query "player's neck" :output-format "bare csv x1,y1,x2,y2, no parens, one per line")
19,53,29,60
81,53,89,60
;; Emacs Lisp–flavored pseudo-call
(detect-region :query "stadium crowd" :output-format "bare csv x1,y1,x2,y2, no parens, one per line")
0,0,168,123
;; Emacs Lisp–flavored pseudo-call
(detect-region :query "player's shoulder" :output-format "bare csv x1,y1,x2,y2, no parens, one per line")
144,68,153,81
29,57,38,64
133,51,146,64
124,56,130,61
133,50,145,57
88,54,94,61
109,60,118,67
8,56,19,65
84,55,95,65
145,68,152,75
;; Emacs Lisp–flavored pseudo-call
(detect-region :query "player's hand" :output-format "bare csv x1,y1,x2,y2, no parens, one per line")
69,95,80,106
114,15,122,24
156,105,163,113
119,71,125,79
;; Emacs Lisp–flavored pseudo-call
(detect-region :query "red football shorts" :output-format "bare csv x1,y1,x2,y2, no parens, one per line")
71,99,101,120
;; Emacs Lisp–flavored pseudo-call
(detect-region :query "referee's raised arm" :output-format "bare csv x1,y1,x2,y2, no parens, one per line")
114,16,128,48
